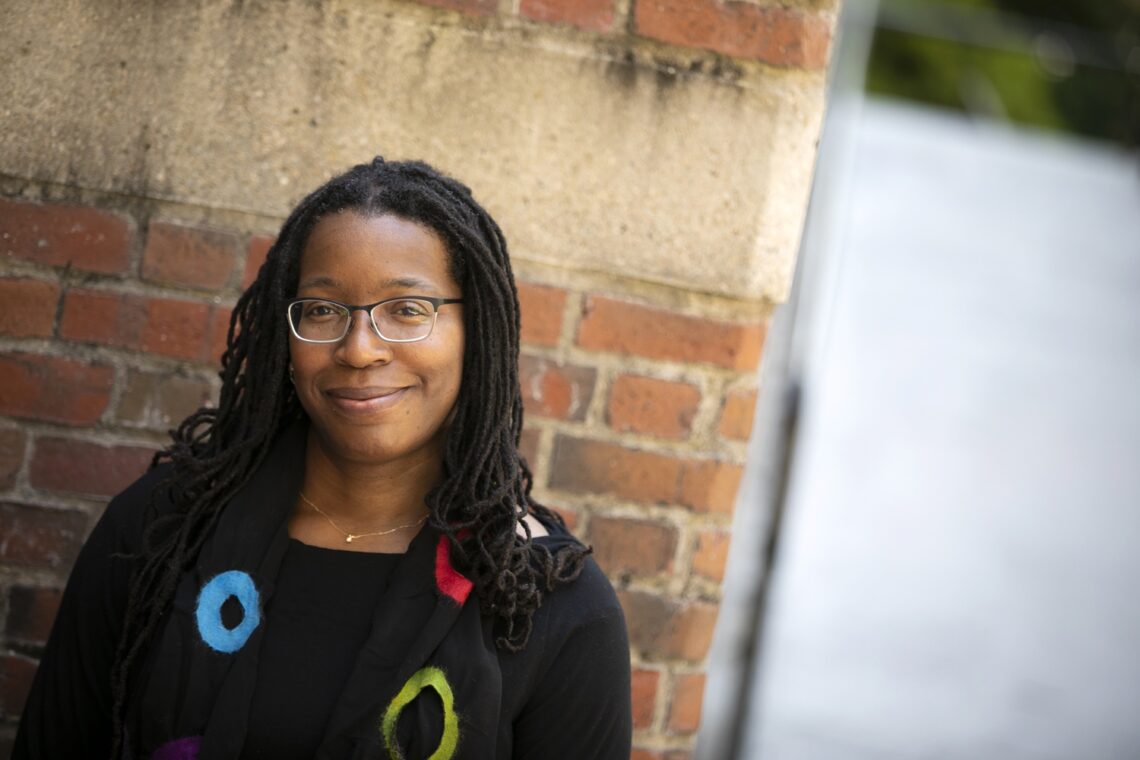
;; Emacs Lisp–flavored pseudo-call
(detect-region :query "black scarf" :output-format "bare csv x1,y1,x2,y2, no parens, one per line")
128,422,500,759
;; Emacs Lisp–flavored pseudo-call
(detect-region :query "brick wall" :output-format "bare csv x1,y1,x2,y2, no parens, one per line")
0,194,251,750
0,0,836,756
519,291,761,758
0,189,760,755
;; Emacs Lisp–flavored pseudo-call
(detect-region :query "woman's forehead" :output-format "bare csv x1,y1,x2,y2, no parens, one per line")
297,212,457,295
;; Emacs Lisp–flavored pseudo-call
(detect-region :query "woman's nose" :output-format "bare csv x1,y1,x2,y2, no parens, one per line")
335,310,394,367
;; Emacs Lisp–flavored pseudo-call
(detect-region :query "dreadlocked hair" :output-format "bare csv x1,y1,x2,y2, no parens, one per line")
107,157,591,757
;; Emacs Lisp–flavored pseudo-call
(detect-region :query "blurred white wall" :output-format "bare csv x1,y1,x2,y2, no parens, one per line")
743,94,1140,759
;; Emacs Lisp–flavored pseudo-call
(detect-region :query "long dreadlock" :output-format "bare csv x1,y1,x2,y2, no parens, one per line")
108,158,590,756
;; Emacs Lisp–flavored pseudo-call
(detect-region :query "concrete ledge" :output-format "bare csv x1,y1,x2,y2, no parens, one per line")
2,0,827,303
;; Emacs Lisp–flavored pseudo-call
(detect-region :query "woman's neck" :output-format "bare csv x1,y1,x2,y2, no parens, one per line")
291,429,440,551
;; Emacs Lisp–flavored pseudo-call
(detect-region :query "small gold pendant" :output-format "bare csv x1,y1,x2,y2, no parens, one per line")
346,535,356,543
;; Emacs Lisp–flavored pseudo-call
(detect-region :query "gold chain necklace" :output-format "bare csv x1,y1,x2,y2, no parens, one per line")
299,491,428,544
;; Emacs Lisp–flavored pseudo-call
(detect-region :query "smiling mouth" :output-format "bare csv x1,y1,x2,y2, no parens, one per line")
324,386,409,412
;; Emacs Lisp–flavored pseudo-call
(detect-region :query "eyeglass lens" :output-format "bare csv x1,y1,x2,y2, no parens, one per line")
289,299,437,342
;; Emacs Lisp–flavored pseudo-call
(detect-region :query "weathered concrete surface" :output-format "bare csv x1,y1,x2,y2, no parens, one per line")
0,0,826,303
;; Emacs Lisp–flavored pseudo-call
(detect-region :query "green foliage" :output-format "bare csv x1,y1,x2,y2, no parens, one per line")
865,0,1139,145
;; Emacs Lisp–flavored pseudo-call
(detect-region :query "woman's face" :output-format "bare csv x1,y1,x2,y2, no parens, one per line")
289,211,465,469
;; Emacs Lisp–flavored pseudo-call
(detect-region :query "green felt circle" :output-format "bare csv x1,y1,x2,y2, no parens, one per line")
380,666,459,760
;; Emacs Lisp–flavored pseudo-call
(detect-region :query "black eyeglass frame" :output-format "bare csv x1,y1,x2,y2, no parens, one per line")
286,296,463,344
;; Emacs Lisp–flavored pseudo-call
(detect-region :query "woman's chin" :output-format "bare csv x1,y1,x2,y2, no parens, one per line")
311,428,445,471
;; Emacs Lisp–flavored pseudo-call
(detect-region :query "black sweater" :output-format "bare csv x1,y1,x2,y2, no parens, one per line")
14,463,631,759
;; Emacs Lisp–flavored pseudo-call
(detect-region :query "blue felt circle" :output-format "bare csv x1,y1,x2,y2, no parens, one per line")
195,570,261,653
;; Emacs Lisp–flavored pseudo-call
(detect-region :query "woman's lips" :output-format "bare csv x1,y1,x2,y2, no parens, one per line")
324,386,409,413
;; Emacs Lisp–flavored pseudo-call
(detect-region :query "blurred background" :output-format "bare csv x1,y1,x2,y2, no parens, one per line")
700,0,1140,758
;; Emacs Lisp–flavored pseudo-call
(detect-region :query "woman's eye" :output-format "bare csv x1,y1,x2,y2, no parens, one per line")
388,301,430,320
304,302,340,319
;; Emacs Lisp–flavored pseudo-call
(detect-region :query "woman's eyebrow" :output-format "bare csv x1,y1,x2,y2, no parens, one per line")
379,276,440,292
296,275,442,292
296,276,340,290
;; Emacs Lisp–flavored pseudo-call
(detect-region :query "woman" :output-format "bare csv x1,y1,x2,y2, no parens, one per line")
15,158,632,758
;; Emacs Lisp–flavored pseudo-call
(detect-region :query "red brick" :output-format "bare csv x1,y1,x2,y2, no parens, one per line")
60,289,214,361
29,437,155,499
142,220,239,290
0,501,88,569
718,388,757,441
1,654,37,716
691,528,730,582
631,751,688,760
678,459,742,514
519,356,596,421
669,671,706,733
0,353,113,425
590,516,676,576
518,426,540,467
141,298,213,360
619,590,719,661
517,282,567,347
416,0,497,16
631,751,664,760
0,428,26,489
634,0,832,69
6,586,62,644
117,370,213,429
0,198,132,274
636,753,688,760
548,436,745,512
58,288,141,349
608,374,700,440
631,667,660,730
629,747,665,760
547,503,579,533
578,296,765,370
243,234,275,288
58,288,137,347
549,436,682,505
0,278,60,338
207,305,234,364
520,0,614,31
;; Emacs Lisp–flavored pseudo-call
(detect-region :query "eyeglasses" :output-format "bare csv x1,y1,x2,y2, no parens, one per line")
286,296,463,344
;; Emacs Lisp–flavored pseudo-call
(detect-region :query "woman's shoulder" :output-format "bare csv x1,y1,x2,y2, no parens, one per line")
502,530,632,750
531,527,626,643
97,461,179,552
500,534,627,678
